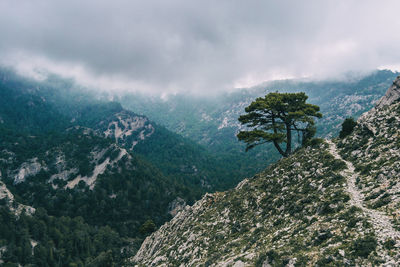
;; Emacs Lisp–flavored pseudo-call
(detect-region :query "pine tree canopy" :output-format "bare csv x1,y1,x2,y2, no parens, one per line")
237,92,322,157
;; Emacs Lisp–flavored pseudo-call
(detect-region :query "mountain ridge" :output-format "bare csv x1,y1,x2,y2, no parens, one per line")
132,75,400,266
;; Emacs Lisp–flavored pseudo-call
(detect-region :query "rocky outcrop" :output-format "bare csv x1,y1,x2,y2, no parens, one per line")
167,197,187,217
98,110,155,150
0,179,35,217
66,146,129,189
132,76,400,266
376,76,400,108
13,158,45,184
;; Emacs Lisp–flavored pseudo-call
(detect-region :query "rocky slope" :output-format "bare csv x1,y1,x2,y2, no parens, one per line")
132,76,400,266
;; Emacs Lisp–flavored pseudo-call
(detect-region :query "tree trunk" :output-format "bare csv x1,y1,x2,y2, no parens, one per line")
285,123,292,156
272,114,286,157
273,140,286,157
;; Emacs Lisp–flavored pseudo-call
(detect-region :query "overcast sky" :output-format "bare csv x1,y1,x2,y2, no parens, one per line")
1,0,400,95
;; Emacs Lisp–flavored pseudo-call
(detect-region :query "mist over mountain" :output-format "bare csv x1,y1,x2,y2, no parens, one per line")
1,1,400,265
133,73,400,267
116,69,399,179
2,1,400,95
1,67,399,265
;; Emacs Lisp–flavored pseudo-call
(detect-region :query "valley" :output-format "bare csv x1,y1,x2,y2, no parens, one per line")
0,69,399,266
1,1,399,266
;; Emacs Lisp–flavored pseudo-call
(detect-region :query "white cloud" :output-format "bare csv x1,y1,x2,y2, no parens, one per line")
1,0,400,95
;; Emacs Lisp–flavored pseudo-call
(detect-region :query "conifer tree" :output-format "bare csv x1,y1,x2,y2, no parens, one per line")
237,92,322,157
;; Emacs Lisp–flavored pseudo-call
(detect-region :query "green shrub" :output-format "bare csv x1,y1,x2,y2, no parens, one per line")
306,138,324,147
256,250,281,267
387,117,396,124
365,190,384,201
319,203,334,215
339,118,357,138
313,230,332,245
347,217,361,228
384,238,396,250
352,235,377,258
372,195,391,209
316,256,334,265
139,219,156,235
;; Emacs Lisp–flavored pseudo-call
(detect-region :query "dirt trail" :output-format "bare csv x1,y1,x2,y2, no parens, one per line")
326,140,400,265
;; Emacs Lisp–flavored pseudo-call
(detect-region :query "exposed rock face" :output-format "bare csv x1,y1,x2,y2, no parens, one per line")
66,146,129,189
98,110,155,150
132,76,400,266
167,197,187,217
13,158,45,184
376,76,400,108
5,141,130,190
0,180,35,216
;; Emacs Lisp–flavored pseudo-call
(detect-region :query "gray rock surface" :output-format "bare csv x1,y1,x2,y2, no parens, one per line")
376,76,400,108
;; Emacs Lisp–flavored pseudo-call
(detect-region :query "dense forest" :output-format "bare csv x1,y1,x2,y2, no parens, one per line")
0,69,246,265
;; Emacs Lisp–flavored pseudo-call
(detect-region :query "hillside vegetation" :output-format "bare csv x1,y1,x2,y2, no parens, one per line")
0,69,241,265
133,76,400,266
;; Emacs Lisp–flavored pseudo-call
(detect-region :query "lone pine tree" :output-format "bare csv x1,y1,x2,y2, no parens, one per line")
237,92,322,157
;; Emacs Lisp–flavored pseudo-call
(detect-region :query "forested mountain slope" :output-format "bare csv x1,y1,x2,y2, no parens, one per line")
0,69,238,265
133,76,400,266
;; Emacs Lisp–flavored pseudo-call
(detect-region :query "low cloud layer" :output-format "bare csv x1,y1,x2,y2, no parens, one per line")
1,0,400,95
